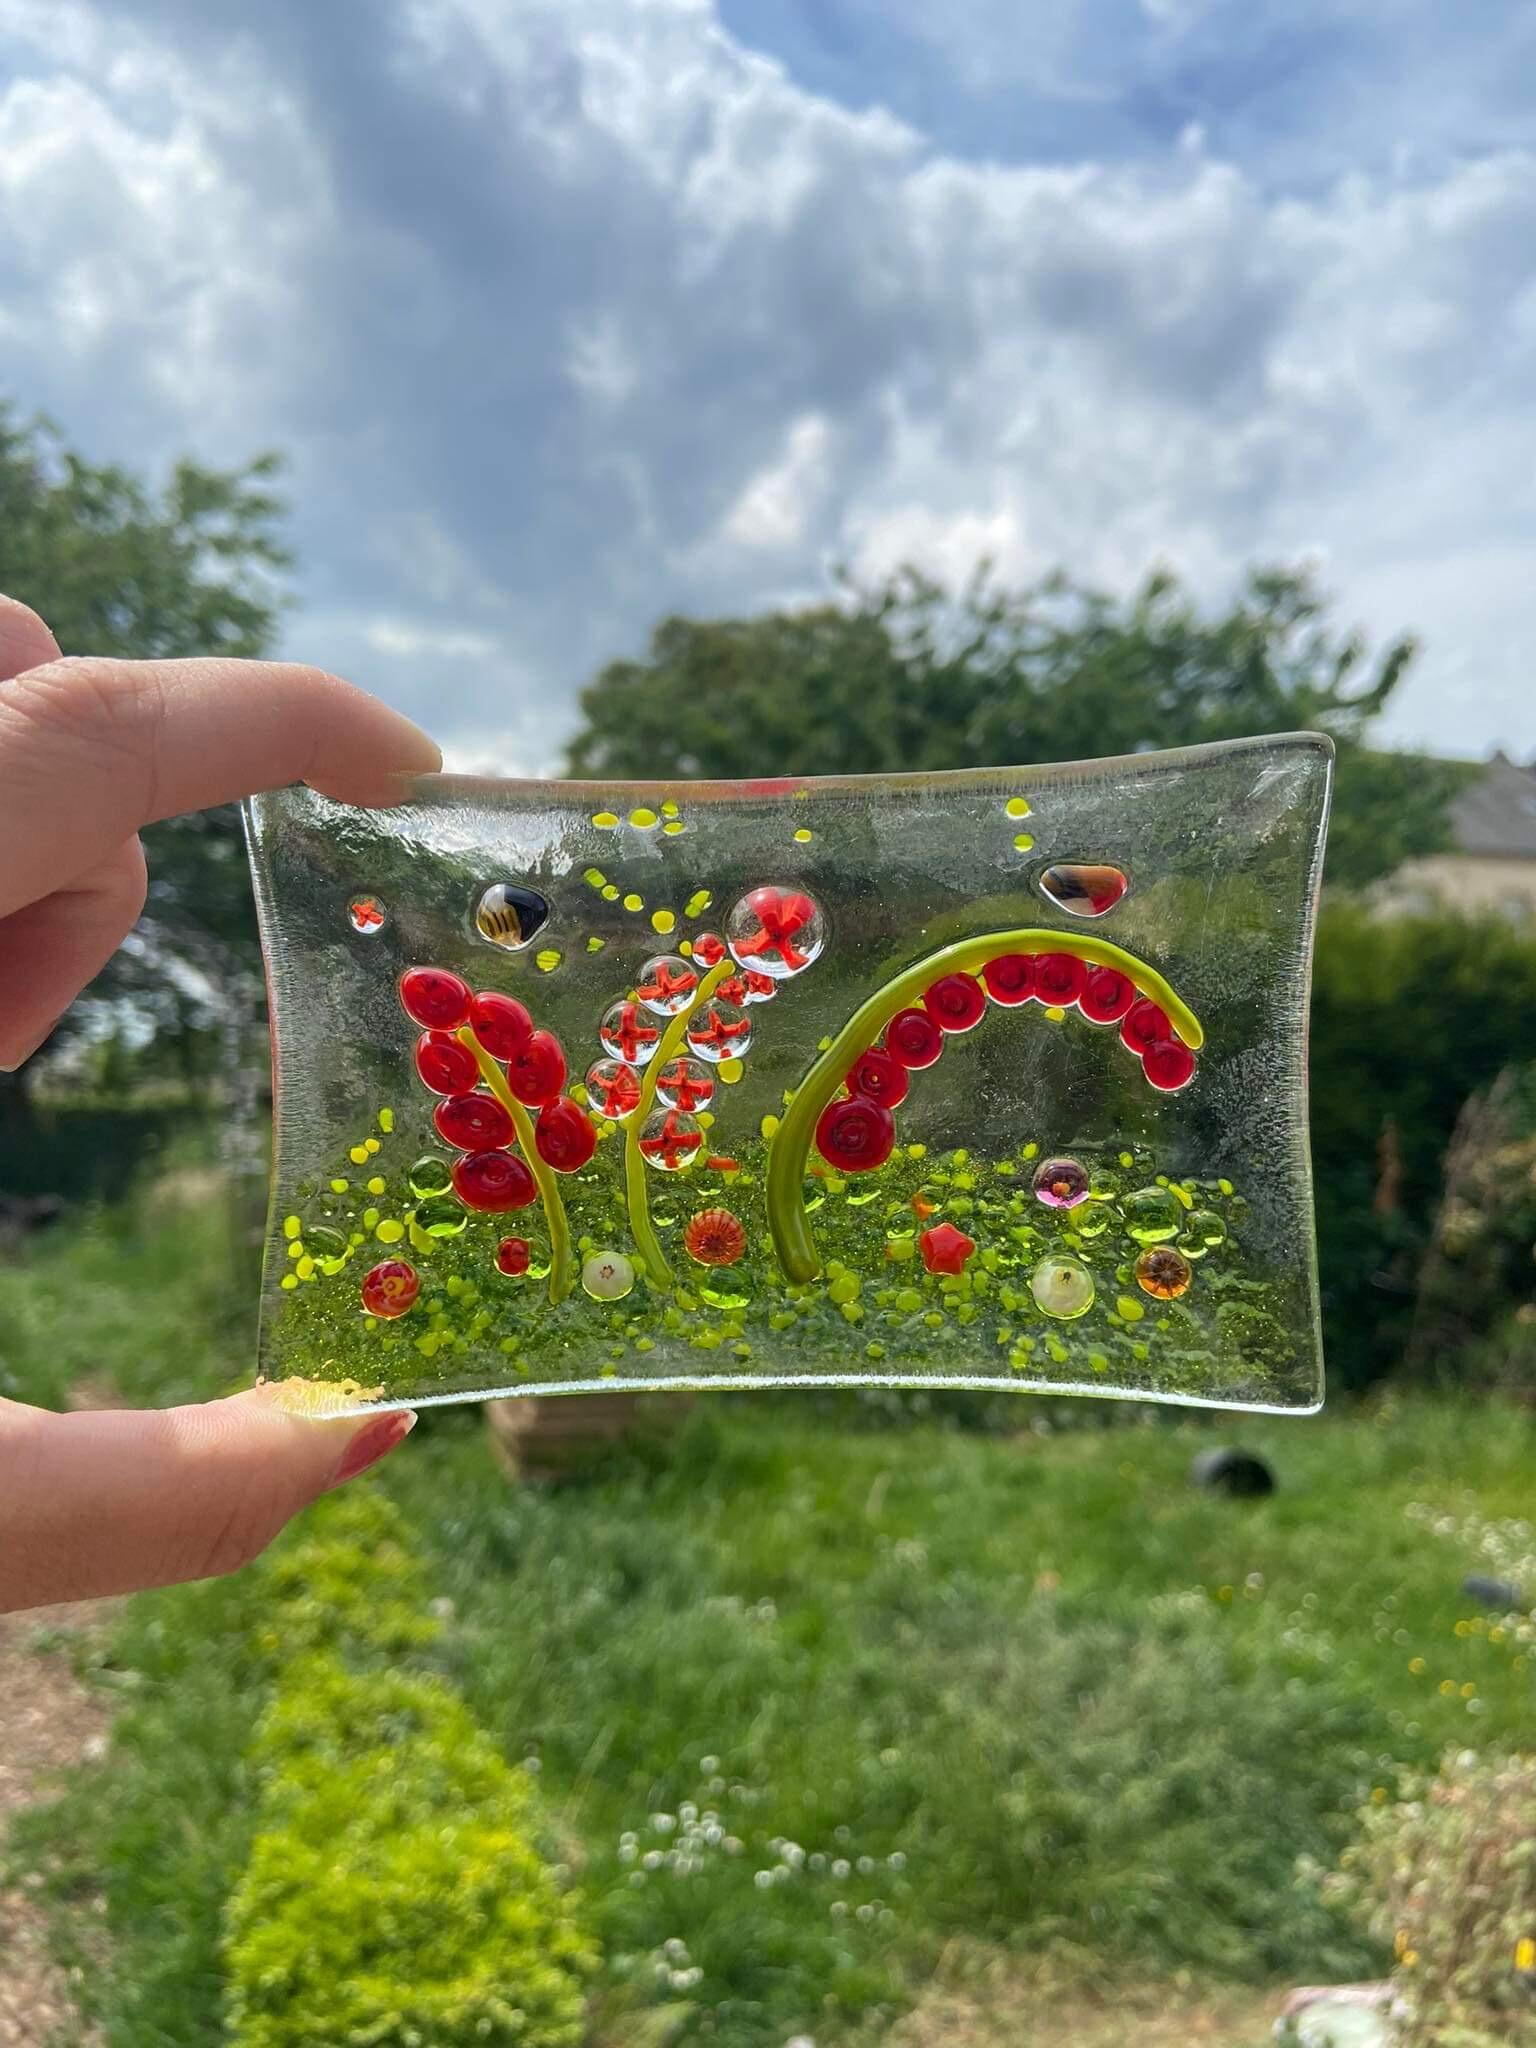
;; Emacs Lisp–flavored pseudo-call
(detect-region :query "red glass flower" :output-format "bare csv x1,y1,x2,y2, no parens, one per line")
452,1149,537,1211
1034,953,1086,1008
399,967,471,1031
1143,1040,1197,1092
414,1030,481,1096
534,1096,598,1172
468,990,534,1061
692,932,728,966
507,1029,567,1106
815,1095,896,1173
727,886,823,975
1121,997,1172,1058
656,1058,715,1113
919,1221,975,1275
846,1046,910,1110
600,1001,661,1066
585,1059,643,1120
885,1007,944,1069
982,954,1037,1006
434,1091,515,1152
923,973,986,1034
682,1207,746,1266
1079,966,1135,1025
638,1109,705,1171
360,1259,419,1318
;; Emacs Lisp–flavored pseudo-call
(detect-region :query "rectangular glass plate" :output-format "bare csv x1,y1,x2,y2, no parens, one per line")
245,734,1331,1416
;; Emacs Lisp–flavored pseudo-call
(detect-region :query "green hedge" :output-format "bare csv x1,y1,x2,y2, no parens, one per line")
223,1491,596,2048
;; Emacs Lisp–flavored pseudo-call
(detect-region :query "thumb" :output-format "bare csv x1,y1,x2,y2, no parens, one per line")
0,1388,415,1613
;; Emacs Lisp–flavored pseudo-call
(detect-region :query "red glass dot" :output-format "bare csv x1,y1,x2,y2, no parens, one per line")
923,973,986,1034
885,1007,944,1069
361,1258,419,1318
846,1046,910,1110
469,990,534,1061
1035,953,1086,1008
815,1095,896,1173
534,1095,598,1173
1121,997,1172,1058
399,967,471,1030
452,1149,537,1212
434,1091,515,1151
1079,966,1136,1025
507,1029,567,1106
495,1237,531,1277
414,1030,480,1096
982,953,1038,1006
1143,1039,1197,1092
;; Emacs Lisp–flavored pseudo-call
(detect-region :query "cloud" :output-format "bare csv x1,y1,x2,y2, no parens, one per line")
0,0,1532,772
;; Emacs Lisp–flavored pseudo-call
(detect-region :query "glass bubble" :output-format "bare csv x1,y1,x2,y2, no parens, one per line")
408,1155,453,1199
585,1058,643,1121
1088,1166,1121,1201
700,1278,753,1309
1178,1208,1228,1257
599,999,663,1067
639,1109,705,1172
655,1057,715,1113
1037,864,1128,917
347,893,387,934
1033,1157,1091,1209
415,1191,469,1237
686,1000,752,1064
306,1225,351,1274
581,1250,636,1301
474,882,549,951
1073,1205,1112,1241
1030,1258,1095,1319
1121,1186,1182,1245
635,953,701,1016
725,886,825,980
1136,1246,1193,1299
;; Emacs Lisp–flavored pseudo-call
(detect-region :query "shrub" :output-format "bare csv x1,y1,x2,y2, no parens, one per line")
225,1489,597,2047
1328,1749,1536,2047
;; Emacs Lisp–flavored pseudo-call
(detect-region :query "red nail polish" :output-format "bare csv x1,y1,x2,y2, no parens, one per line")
330,1410,416,1487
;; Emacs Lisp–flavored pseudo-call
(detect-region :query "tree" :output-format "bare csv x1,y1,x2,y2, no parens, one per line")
566,564,1466,891
0,404,291,1141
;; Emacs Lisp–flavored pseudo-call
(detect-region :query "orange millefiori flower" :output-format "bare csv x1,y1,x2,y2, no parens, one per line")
683,1207,747,1267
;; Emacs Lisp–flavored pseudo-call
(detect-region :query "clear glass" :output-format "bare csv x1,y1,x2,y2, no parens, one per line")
244,734,1332,1416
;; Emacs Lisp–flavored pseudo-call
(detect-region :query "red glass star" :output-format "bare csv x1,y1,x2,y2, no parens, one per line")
919,1221,976,1275
589,1064,642,1118
637,959,698,1008
606,1002,661,1063
639,1110,703,1170
731,887,818,971
688,1004,750,1055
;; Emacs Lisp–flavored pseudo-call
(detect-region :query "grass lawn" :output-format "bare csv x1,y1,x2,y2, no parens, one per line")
5,1187,1535,2045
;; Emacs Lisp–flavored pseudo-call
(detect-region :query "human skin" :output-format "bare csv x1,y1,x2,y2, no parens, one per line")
0,591,440,1612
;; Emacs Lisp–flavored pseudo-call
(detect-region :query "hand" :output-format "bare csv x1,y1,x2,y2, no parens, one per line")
0,592,440,1612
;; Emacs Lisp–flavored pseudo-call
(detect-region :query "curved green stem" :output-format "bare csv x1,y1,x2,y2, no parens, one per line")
765,928,1203,1285
457,1028,573,1304
623,958,734,1289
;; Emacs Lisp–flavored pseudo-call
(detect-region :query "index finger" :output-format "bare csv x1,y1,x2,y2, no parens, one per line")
0,650,441,917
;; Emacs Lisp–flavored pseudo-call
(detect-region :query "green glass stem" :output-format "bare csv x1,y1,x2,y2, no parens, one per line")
457,1028,573,1304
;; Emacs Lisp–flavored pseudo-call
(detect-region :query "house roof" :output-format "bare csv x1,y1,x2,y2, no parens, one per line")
1450,752,1536,859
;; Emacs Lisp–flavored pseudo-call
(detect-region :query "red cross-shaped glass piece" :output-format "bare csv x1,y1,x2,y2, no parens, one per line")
731,888,818,972
714,972,748,1006
658,1059,713,1112
639,1110,703,1170
637,959,698,1008
688,1004,751,1056
350,897,385,930
590,1065,642,1118
606,1002,660,1063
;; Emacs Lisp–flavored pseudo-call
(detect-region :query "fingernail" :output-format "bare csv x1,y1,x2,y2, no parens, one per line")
0,1015,64,1073
329,1410,416,1487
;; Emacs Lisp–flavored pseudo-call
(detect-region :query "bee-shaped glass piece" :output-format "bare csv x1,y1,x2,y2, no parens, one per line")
474,882,550,951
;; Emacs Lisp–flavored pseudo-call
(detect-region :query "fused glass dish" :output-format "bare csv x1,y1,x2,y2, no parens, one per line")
245,734,1332,1417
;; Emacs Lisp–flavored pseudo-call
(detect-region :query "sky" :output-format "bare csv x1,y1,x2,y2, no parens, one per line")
1,0,1533,772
